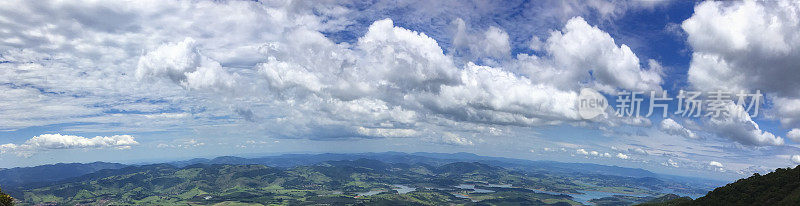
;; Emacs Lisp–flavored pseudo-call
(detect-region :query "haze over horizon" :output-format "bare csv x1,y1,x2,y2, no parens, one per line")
2,0,800,183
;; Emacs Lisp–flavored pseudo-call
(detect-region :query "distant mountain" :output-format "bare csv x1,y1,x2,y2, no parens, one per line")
0,162,126,188
0,152,719,202
169,152,659,178
18,160,581,205
166,152,466,168
410,152,659,178
162,152,720,196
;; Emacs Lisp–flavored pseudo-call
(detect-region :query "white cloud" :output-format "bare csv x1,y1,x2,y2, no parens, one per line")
576,148,589,155
179,139,205,148
158,139,206,149
629,148,648,155
143,113,190,119
683,1,800,128
439,132,474,146
420,63,582,125
787,128,800,143
792,155,800,164
664,158,679,168
616,153,629,159
0,0,665,149
0,143,18,152
736,165,772,176
533,17,662,92
0,134,138,156
356,127,417,138
683,0,800,95
24,134,137,149
452,18,511,60
659,118,698,139
705,101,784,146
708,161,726,172
257,57,326,94
776,98,800,127
357,19,461,92
136,37,237,91
0,0,324,133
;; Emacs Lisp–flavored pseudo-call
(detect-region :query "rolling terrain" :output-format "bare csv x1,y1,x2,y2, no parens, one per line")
0,152,720,205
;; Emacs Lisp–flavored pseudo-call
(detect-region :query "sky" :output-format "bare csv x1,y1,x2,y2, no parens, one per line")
1,0,800,181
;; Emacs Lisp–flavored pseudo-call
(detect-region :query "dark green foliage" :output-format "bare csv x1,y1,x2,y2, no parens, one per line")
689,166,800,205
0,186,12,206
635,196,692,206
636,166,800,206
592,194,692,206
470,197,548,205
634,194,693,206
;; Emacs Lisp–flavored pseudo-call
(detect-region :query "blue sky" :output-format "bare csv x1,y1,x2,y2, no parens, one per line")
1,0,800,181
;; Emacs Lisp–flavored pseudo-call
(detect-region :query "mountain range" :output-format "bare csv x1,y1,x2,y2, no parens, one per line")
0,152,727,205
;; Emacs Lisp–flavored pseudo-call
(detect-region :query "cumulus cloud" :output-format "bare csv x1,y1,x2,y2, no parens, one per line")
531,17,662,92
24,134,137,149
706,102,784,146
156,139,205,149
659,118,698,139
616,153,629,159
683,1,800,96
736,165,772,176
683,0,800,128
709,161,724,168
439,132,474,146
178,139,205,148
0,0,665,150
629,147,648,155
776,98,800,127
0,134,138,156
248,15,659,136
792,155,800,164
787,128,800,143
136,37,237,91
576,148,589,155
330,0,669,57
708,161,725,172
419,63,581,125
451,18,511,60
0,0,329,133
356,127,417,138
664,158,679,168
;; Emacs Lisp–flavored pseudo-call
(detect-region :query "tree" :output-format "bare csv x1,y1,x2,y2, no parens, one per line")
0,186,12,206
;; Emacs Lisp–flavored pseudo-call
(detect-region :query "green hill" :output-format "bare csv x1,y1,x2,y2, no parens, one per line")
690,165,800,205
17,161,585,205
638,165,800,206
